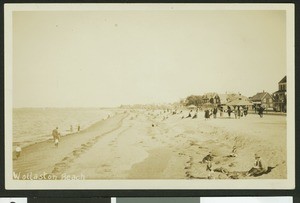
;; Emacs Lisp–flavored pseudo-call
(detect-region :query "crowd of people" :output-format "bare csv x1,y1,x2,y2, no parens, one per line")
156,105,272,178
179,105,268,121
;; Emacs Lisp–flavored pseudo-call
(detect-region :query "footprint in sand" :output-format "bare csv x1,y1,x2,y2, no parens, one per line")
52,162,69,174
72,149,82,156
62,157,72,162
54,162,68,167
185,171,192,178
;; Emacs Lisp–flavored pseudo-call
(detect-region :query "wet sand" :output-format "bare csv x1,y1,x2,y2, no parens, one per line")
13,109,287,180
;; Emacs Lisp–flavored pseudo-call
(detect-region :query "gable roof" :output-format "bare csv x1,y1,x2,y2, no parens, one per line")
203,92,218,98
250,92,267,101
218,94,228,104
279,76,287,84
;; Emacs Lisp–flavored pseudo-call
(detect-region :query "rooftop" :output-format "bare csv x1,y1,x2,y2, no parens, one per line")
279,76,287,84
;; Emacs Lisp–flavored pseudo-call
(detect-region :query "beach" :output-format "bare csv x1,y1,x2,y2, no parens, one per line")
13,109,287,180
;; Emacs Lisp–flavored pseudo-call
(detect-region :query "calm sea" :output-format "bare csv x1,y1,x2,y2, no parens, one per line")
13,108,117,148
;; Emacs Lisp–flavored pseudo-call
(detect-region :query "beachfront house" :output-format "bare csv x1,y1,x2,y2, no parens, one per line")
217,94,229,106
202,93,220,104
250,91,274,110
273,76,287,112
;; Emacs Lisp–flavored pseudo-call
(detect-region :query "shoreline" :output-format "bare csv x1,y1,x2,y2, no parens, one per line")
13,112,129,176
12,109,287,180
12,108,121,149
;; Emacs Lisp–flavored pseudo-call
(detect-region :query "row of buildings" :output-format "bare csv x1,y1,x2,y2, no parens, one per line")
183,76,287,112
250,76,287,112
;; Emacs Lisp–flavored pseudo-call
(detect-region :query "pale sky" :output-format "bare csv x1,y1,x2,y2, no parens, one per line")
12,10,286,107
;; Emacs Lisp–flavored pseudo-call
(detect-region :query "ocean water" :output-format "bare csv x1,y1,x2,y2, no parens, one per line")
13,108,117,148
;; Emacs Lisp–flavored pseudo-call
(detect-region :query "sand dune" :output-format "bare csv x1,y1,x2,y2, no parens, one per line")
13,109,287,180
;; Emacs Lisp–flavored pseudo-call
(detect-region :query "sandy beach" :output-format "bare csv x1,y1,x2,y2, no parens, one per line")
13,109,287,180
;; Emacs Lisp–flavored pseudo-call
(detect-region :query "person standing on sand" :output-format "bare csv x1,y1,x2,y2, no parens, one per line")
234,107,238,119
227,106,232,118
204,110,210,120
219,107,223,117
52,127,59,141
15,144,22,159
78,125,81,132
52,127,60,147
244,107,248,117
54,133,60,147
237,106,241,119
213,108,218,118
258,106,264,118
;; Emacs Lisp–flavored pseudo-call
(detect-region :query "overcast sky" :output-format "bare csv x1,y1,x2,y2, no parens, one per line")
12,10,286,108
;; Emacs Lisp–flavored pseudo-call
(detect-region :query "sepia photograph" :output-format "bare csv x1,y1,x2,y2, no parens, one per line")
4,4,295,189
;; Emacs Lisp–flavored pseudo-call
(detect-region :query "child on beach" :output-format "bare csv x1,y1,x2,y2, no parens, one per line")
15,145,22,159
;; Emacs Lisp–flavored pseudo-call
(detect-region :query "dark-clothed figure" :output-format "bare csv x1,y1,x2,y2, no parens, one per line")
227,107,232,117
258,106,265,118
244,107,248,117
213,108,218,119
246,154,266,176
186,110,192,118
204,110,210,120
